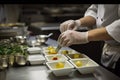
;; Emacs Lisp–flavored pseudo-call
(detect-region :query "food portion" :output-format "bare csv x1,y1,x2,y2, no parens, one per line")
67,53,84,59
52,56,58,60
45,46,57,54
47,46,55,50
73,54,80,58
75,61,83,67
55,62,65,69
61,50,69,55
48,49,57,54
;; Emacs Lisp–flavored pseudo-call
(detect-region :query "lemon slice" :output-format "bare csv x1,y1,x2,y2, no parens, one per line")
55,62,64,69
75,61,83,67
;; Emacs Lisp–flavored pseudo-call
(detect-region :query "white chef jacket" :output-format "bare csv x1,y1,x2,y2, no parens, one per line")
84,4,120,69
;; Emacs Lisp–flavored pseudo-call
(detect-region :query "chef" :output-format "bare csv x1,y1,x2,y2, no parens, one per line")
58,4,120,77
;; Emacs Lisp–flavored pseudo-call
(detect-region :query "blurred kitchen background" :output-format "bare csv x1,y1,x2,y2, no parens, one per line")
0,4,104,65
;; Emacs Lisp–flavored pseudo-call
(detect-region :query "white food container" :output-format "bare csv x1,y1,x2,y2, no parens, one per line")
66,53,89,60
27,47,41,54
69,58,99,74
46,60,74,76
45,54,68,62
28,55,45,65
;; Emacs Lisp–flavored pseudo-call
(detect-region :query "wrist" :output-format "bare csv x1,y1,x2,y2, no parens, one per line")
84,32,89,43
77,31,89,44
74,20,81,27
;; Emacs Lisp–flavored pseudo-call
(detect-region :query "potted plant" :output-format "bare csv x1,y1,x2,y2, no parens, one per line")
0,44,9,69
13,44,28,66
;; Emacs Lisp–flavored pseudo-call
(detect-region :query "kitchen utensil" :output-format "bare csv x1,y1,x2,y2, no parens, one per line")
36,33,53,44
15,55,27,65
55,39,62,53
55,44,62,53
15,35,27,44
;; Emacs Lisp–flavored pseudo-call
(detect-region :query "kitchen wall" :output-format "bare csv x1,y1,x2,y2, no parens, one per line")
19,4,90,23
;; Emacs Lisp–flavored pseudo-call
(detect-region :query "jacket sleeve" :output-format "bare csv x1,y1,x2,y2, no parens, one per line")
84,4,98,19
106,5,120,43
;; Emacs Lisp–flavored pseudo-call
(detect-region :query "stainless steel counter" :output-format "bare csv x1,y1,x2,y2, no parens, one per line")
4,38,120,80
6,65,96,80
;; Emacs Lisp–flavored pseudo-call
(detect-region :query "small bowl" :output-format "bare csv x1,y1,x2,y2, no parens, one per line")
15,36,27,44
36,35,48,44
45,54,68,62
36,33,53,44
46,60,74,76
69,58,99,74
15,55,27,66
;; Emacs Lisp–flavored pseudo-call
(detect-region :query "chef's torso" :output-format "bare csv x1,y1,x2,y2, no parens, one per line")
97,4,119,28
85,4,120,68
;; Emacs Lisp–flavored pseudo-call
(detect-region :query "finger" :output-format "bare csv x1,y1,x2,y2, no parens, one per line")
60,23,65,33
58,33,63,43
73,26,78,30
59,34,66,46
67,22,74,30
62,38,70,47
58,32,65,45
66,40,72,47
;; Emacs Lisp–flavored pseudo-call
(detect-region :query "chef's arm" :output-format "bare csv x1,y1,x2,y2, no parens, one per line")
75,4,97,28
78,16,96,27
88,27,113,42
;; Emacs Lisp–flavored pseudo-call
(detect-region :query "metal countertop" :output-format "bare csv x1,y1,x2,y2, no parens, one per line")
4,38,120,80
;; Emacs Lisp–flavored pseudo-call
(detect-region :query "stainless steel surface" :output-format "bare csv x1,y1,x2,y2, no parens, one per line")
4,38,120,80
0,69,7,80
6,66,96,80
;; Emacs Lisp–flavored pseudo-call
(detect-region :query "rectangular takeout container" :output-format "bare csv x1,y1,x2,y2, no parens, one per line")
46,60,74,76
45,54,68,62
66,53,89,60
28,54,45,65
69,58,99,74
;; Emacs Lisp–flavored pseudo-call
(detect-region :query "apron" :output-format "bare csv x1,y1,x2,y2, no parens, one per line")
101,43,120,69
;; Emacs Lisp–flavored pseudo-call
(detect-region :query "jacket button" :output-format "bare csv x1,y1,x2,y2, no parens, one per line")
101,18,103,21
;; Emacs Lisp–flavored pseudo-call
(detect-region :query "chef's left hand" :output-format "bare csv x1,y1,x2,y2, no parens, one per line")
58,30,89,47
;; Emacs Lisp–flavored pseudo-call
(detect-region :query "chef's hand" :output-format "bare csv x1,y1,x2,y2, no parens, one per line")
60,20,81,33
58,30,89,47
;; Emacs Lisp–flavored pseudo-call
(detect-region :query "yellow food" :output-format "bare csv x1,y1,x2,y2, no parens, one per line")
61,50,69,55
55,62,64,69
47,46,55,50
73,54,80,59
48,49,57,54
75,61,83,67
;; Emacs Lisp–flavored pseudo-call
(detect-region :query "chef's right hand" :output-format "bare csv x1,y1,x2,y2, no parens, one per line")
60,19,81,33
